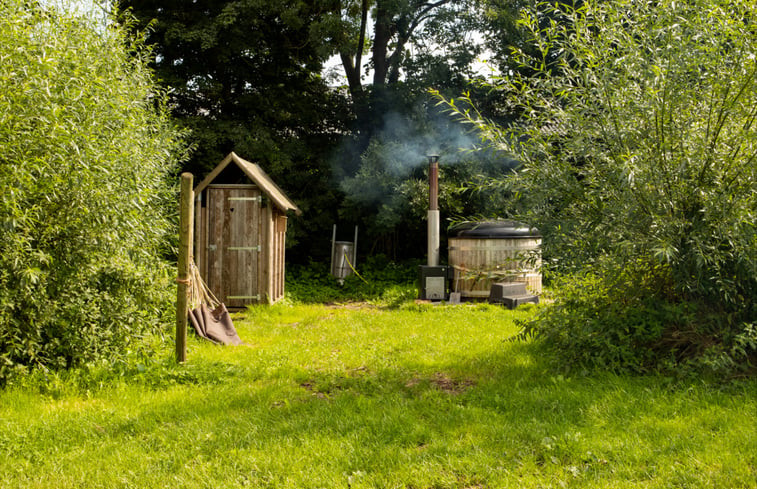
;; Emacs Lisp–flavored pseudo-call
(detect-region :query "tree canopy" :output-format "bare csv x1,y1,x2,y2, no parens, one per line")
122,0,526,260
122,0,350,175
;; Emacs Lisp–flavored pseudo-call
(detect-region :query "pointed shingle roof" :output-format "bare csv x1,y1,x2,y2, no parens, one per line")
194,152,302,215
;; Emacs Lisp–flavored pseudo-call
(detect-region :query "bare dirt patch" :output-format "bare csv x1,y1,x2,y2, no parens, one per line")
405,372,476,395
300,381,330,399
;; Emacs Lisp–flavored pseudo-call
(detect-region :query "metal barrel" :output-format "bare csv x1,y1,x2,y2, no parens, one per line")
331,241,355,279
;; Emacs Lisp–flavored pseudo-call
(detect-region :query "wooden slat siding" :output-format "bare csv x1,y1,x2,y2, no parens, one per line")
258,202,266,304
271,210,281,302
275,213,281,301
200,205,208,280
275,213,287,302
229,187,260,308
448,237,542,298
193,195,202,270
265,204,275,304
247,186,261,305
207,188,225,303
278,212,284,301
282,215,287,299
225,188,242,306
194,153,300,308
259,201,269,304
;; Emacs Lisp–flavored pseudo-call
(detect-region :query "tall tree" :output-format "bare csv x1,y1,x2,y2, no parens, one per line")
122,0,353,258
320,0,486,135
122,0,349,175
124,0,528,261
318,0,527,257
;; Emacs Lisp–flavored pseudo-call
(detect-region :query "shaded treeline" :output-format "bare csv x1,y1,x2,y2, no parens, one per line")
120,0,530,262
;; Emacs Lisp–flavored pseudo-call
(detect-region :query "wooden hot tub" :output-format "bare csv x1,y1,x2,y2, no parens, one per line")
448,221,542,299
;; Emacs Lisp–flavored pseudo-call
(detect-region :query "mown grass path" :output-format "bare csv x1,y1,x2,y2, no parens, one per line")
1,303,755,488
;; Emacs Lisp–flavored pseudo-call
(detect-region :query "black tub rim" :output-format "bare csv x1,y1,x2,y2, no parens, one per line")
449,220,541,239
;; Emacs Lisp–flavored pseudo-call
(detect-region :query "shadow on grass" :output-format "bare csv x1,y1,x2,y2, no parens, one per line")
19,342,756,447
5,319,756,488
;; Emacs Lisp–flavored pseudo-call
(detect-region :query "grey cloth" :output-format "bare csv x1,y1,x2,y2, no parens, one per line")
188,303,243,345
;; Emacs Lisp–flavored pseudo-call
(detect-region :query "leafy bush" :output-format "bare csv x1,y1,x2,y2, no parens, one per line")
0,2,188,383
516,258,739,374
441,0,757,373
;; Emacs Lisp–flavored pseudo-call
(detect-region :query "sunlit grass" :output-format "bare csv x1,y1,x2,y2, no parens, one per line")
1,301,755,488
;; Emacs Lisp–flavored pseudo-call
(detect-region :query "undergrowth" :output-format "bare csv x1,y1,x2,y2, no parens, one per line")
515,261,757,378
286,254,419,305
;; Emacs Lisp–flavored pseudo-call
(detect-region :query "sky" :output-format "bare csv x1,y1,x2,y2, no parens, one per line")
43,0,107,18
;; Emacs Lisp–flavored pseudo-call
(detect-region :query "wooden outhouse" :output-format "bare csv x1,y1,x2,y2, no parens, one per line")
193,152,301,307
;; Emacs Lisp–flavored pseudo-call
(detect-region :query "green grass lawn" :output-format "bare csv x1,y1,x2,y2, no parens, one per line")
1,301,755,488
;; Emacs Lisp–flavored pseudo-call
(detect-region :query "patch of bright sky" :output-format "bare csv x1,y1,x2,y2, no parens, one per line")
323,51,498,88
323,24,499,88
42,0,108,19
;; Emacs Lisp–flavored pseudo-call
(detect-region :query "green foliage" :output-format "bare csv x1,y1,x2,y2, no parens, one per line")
121,0,352,260
327,0,528,259
0,2,188,382
516,259,741,374
440,0,757,373
124,0,530,263
286,255,419,305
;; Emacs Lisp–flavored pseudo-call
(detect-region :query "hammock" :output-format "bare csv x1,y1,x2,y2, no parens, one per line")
187,261,243,345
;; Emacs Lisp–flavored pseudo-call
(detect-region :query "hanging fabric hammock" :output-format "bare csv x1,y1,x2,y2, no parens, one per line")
187,261,243,345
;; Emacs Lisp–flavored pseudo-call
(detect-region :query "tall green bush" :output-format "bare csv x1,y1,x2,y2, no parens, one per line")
441,0,757,373
0,2,188,382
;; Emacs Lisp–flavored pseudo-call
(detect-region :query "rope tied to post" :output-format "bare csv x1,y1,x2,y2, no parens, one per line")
187,261,221,311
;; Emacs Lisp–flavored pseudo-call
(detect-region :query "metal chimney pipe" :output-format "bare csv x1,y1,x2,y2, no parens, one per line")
427,154,440,267
429,158,439,211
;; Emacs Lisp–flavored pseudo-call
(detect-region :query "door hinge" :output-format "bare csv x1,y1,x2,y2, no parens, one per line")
227,245,261,252
228,196,261,202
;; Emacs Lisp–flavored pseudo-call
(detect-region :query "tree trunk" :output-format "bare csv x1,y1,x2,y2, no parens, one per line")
372,2,393,88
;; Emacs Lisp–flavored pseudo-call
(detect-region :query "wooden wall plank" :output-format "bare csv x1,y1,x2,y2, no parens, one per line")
193,195,201,270
265,205,274,304
207,188,225,302
201,205,208,279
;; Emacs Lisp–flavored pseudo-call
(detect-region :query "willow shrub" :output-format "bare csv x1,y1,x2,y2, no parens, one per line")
440,0,757,373
0,2,188,382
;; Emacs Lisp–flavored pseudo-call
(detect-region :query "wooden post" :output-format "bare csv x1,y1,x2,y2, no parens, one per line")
330,224,337,276
352,225,359,269
176,172,194,363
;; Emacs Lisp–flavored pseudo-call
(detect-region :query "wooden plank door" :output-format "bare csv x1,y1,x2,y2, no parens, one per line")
207,185,262,308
